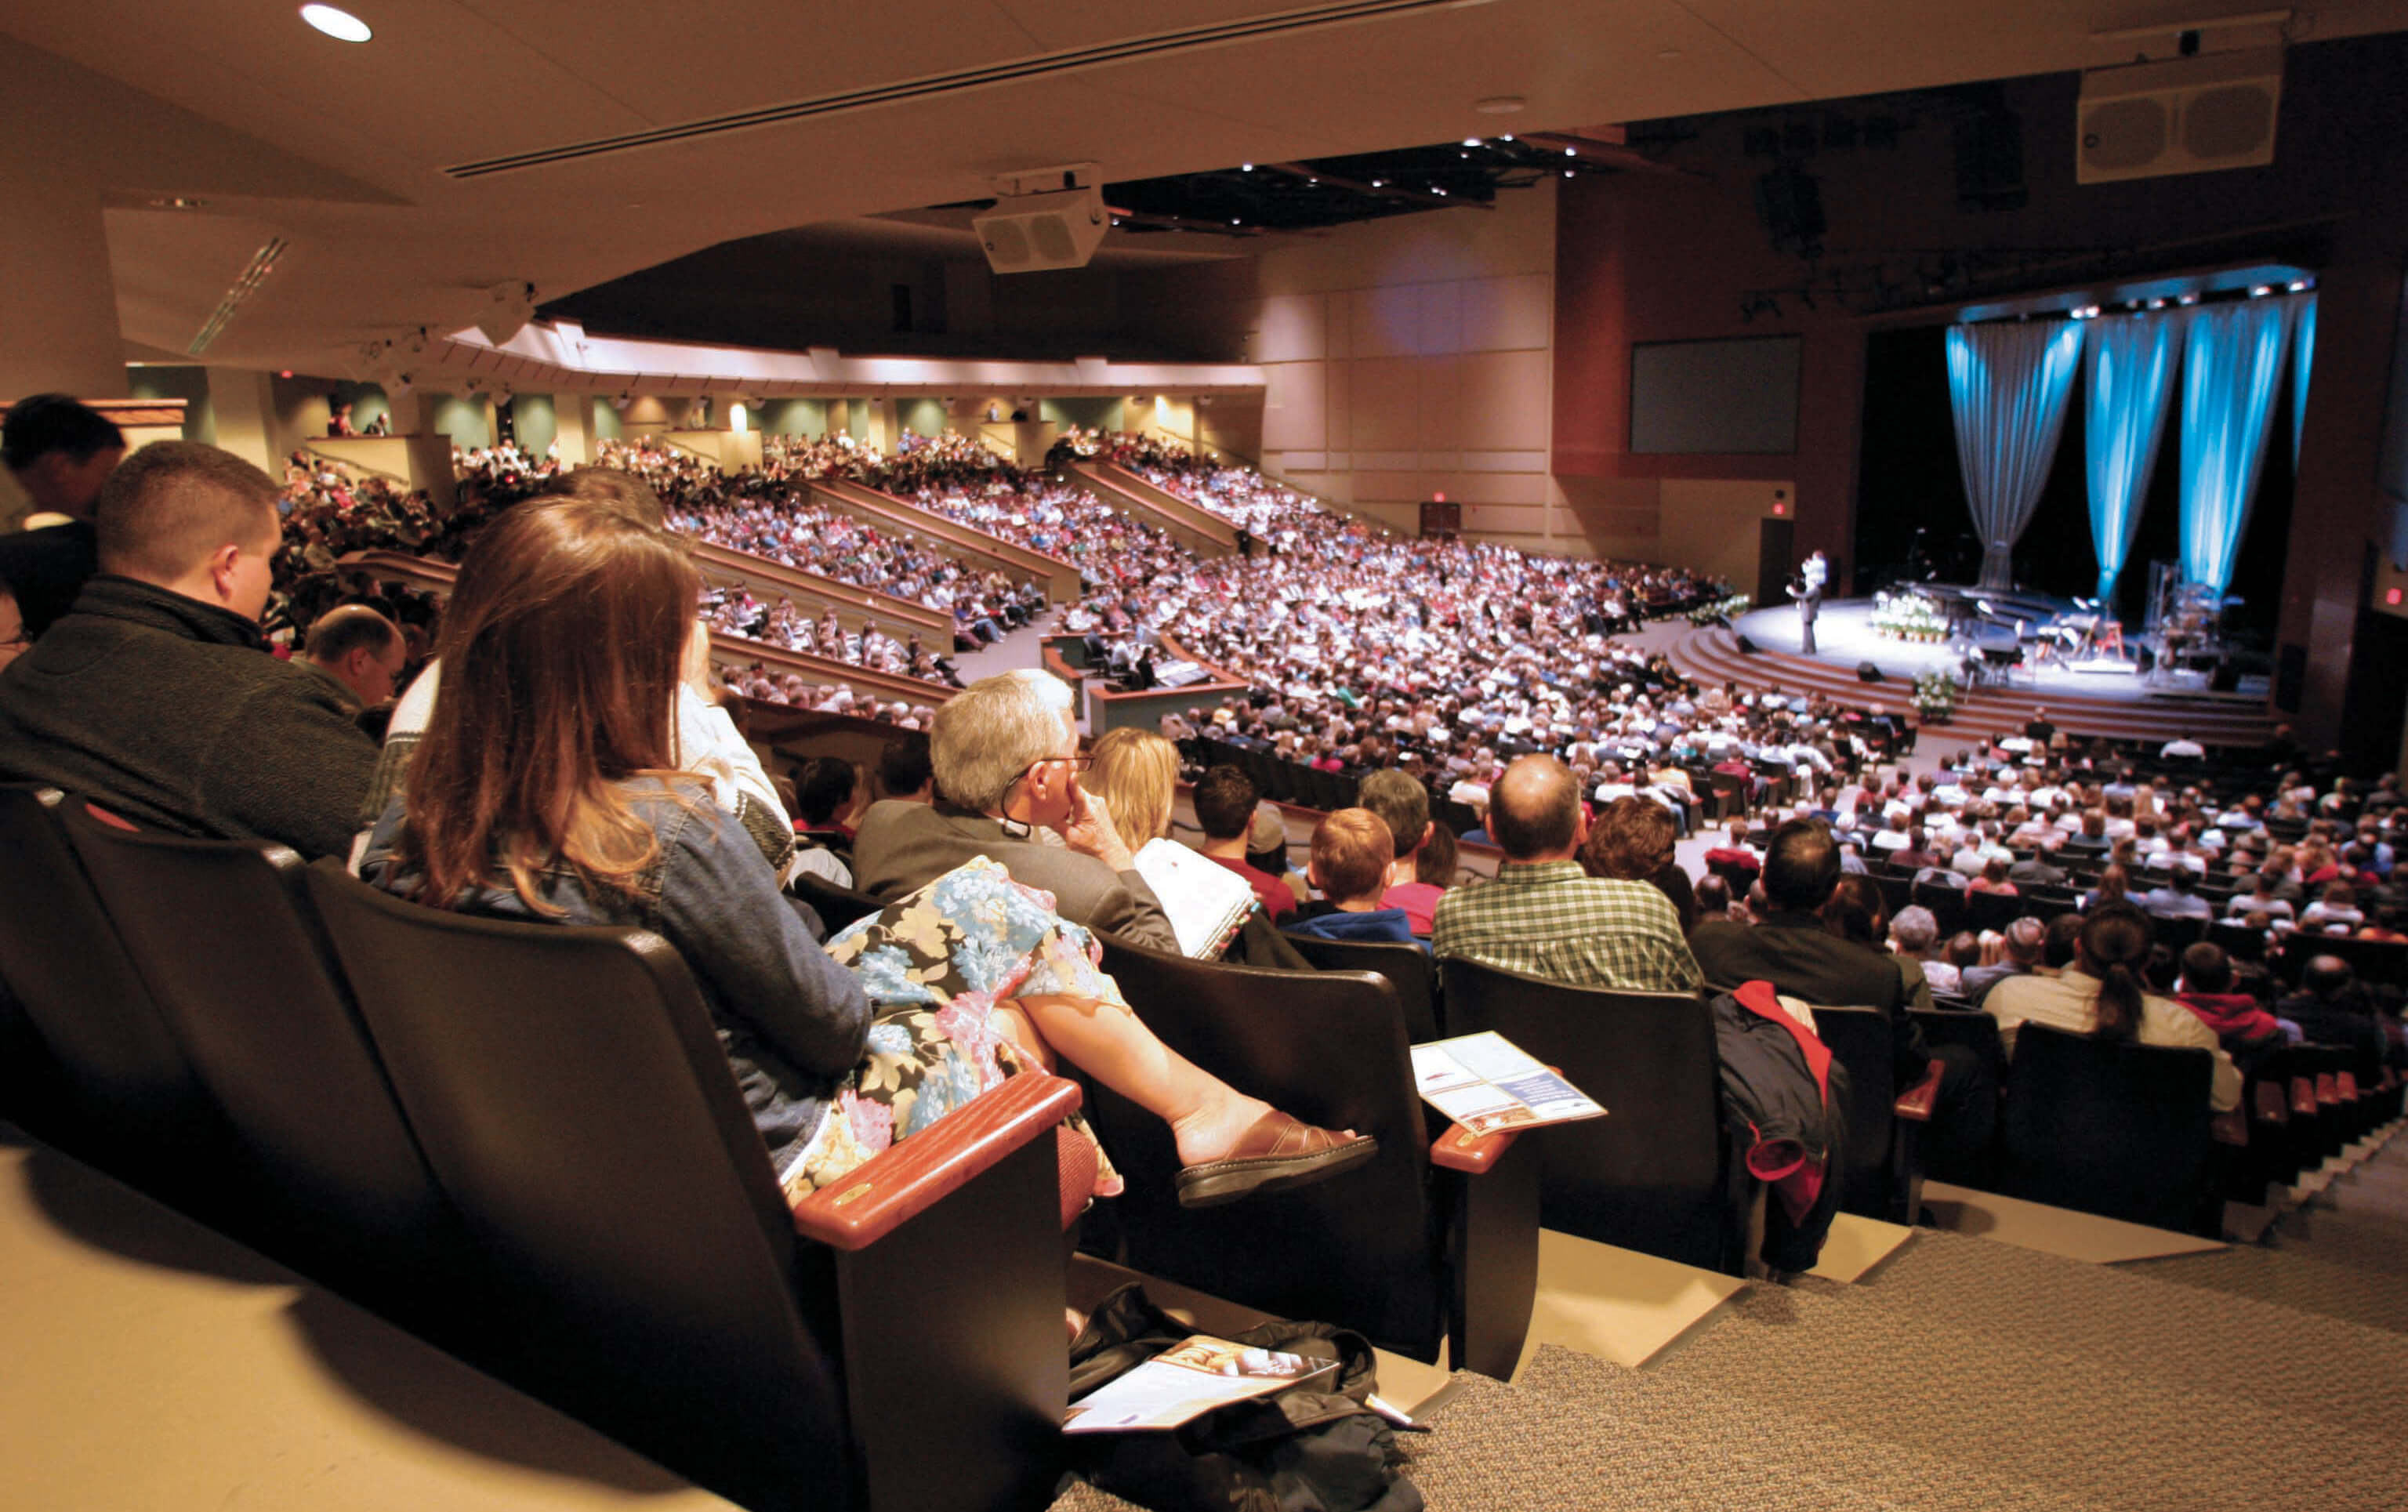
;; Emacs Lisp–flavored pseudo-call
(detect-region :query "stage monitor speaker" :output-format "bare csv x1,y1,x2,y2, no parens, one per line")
1857,661,1884,683
2077,48,2281,183
1735,634,1761,654
973,186,1108,274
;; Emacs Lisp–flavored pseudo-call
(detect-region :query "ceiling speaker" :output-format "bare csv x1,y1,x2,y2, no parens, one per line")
973,186,1108,274
2077,47,2281,183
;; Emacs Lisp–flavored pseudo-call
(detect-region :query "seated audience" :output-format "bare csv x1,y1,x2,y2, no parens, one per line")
2139,864,2213,920
1286,808,1420,946
1985,905,2240,1111
1580,794,1696,934
2173,941,2294,1070
852,671,1180,952
1433,755,1700,993
0,394,124,642
1889,905,1953,996
358,501,1370,1210
1693,819,1993,1175
0,441,374,858
2277,956,2405,1071
1191,765,1296,923
1959,916,2045,1006
1086,726,1178,851
1414,820,1460,894
877,737,935,802
299,603,407,714
791,756,861,888
1359,767,1440,934
372,466,795,881
2298,882,2366,936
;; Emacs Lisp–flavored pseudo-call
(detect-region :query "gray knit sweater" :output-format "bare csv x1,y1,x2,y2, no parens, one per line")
0,575,378,859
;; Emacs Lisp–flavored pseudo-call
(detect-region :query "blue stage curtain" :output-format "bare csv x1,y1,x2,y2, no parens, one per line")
1946,319,2086,589
2291,291,2317,470
2082,312,2178,607
2178,297,2296,599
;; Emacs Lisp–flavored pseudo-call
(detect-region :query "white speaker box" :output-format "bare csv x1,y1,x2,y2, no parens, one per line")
2078,47,2282,183
972,186,1108,274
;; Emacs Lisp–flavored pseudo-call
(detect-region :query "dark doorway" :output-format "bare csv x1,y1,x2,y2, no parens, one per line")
1757,517,1795,607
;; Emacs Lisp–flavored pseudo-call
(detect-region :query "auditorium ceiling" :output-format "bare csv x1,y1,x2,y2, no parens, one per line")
6,0,2407,375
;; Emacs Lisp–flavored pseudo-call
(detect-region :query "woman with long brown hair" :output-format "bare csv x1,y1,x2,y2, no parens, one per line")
361,500,1370,1209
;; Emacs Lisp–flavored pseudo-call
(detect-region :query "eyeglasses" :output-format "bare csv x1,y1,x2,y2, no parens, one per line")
1007,752,1093,792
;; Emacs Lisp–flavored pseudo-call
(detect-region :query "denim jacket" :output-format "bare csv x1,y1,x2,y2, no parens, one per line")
359,778,872,1174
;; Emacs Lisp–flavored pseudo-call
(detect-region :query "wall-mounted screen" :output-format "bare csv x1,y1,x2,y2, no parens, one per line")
1630,335,1801,455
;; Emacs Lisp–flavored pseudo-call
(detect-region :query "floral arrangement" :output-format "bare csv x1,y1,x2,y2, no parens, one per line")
1871,591,1949,644
1913,669,1958,722
1689,594,1752,626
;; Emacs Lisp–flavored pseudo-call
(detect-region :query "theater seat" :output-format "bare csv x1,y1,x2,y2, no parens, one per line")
1089,935,1537,1377
303,860,1075,1512
1283,934,1442,1043
56,803,465,1321
1439,959,1751,1275
793,870,886,935
1998,1021,2219,1235
1811,1006,1940,1225
0,785,221,1192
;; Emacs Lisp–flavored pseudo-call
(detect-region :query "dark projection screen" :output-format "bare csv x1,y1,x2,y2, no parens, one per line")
1630,335,1801,455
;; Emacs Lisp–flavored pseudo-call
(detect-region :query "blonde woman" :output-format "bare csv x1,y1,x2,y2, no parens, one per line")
1087,726,1180,845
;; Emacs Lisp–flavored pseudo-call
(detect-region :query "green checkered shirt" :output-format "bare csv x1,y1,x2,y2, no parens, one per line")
1432,860,1703,994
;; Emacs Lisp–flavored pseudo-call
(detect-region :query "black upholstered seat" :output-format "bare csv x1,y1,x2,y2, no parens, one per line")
1998,1021,2218,1235
1090,934,1536,1376
1283,933,1442,1043
1439,958,1750,1275
303,860,1074,1512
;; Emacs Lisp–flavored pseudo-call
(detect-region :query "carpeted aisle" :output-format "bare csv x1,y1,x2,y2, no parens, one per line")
1053,1131,2408,1510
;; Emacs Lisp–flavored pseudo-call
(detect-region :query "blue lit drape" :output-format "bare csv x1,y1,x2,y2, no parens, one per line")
1946,319,2087,589
2082,312,2178,607
2291,291,2317,470
2178,297,2296,598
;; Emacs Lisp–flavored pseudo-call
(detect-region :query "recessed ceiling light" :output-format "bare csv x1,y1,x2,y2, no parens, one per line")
1474,96,1526,114
300,5,373,42
147,196,206,210
1657,48,1682,60
1463,137,1483,147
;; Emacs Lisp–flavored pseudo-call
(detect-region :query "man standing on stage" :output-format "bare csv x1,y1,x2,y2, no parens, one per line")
1794,549,1827,655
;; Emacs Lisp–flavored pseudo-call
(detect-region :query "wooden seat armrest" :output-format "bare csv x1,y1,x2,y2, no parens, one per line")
793,1072,1083,1251
1893,1058,1946,1122
2251,1082,2288,1125
2211,1108,2250,1147
1431,1123,1520,1173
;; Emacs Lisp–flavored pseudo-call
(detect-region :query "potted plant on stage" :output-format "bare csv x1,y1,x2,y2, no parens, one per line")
1913,669,1957,723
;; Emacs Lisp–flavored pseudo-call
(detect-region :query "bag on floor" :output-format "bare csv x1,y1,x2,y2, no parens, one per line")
1064,1282,1423,1512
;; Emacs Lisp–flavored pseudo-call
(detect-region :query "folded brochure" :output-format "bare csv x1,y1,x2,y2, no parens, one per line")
1409,1031,1606,1135
1064,1335,1339,1433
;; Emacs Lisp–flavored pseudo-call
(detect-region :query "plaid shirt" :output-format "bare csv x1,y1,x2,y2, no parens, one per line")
1432,860,1702,994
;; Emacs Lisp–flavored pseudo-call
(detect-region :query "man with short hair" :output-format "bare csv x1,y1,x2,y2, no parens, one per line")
0,394,125,642
1432,755,1699,992
300,604,406,712
853,671,1178,950
876,738,935,802
2140,862,2214,920
1192,765,1296,921
1358,767,1439,933
1692,818,1993,1178
1285,807,1418,946
0,441,374,858
1957,916,2045,1006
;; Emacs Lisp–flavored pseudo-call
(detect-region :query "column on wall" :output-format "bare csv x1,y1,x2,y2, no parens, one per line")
206,369,282,474
551,393,596,466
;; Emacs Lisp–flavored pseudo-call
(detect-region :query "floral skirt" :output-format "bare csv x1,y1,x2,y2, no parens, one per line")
778,857,1126,1206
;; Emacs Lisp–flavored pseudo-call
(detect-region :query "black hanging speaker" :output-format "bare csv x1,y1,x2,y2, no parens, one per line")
1858,662,1884,683
1735,634,1761,654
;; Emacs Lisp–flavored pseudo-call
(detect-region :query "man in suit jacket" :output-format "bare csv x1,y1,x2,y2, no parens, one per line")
852,670,1179,952
1691,818,1995,1184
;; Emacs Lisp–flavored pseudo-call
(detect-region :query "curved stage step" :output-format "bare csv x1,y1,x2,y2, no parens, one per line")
1665,625,2277,748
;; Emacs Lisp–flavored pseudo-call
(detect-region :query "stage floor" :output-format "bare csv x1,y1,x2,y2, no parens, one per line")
1730,600,2258,705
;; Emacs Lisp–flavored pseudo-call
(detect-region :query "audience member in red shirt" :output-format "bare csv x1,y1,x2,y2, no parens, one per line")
1194,763,1294,921
2174,941,2291,1071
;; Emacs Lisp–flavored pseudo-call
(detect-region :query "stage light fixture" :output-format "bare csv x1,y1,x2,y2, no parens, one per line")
2178,292,2200,305
1564,147,1578,157
1242,162,1253,171
300,4,372,42
1463,137,1482,147
2287,278,2311,292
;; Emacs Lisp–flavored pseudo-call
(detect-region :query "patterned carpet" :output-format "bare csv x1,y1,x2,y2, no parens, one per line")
1054,1129,2408,1511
